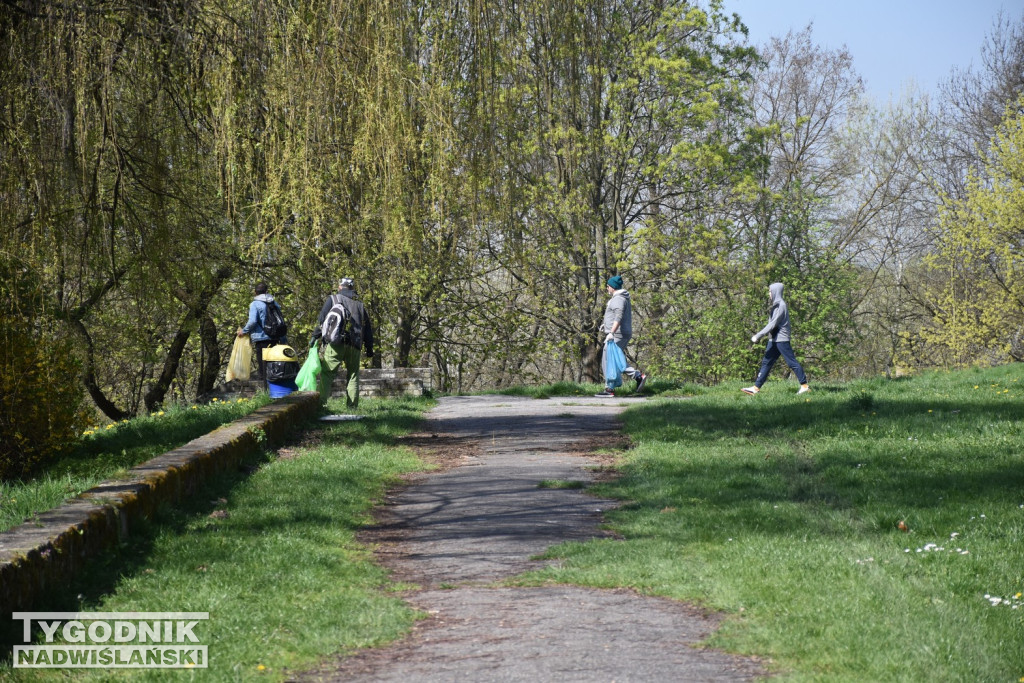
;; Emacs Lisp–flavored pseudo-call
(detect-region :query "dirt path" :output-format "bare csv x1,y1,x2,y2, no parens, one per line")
297,395,769,682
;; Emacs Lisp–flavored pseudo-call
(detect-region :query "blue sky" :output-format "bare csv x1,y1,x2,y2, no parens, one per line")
724,0,1020,102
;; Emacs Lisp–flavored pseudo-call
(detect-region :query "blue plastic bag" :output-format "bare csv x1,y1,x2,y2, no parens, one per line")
603,339,628,388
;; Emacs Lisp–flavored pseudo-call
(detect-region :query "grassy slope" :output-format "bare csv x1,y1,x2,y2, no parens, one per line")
4,397,431,682
519,366,1024,681
1,397,271,532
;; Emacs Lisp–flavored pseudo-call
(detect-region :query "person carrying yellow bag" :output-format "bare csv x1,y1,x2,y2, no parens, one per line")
236,282,288,384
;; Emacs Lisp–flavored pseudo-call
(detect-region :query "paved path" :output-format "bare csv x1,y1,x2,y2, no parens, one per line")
298,396,768,682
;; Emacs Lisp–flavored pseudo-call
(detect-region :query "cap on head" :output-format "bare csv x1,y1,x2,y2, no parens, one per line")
606,275,623,290
338,277,354,289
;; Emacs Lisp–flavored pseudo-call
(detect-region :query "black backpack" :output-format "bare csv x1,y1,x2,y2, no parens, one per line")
263,302,288,340
320,294,352,345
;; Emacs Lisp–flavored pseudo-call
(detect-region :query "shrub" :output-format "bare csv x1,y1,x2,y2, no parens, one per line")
0,265,91,480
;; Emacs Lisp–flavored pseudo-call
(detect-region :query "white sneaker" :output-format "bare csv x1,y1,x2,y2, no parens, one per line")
797,384,810,394
741,386,759,395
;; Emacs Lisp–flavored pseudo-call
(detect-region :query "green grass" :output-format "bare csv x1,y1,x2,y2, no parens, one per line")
0,396,271,532
7,370,1024,680
538,479,587,490
516,366,1024,681
3,396,433,682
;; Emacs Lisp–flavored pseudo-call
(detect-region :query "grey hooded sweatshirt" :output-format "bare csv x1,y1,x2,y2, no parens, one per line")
754,282,791,343
602,289,633,343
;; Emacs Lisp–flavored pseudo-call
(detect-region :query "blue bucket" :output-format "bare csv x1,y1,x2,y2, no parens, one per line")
267,379,297,398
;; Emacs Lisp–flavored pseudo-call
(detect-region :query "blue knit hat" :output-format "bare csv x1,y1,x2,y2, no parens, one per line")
607,275,623,290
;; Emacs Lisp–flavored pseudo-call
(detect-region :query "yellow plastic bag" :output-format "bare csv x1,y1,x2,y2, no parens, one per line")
226,335,252,382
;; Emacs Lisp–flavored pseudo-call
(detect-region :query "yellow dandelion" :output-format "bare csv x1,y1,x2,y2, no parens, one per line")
974,385,979,389
928,409,932,413
157,411,165,416
257,664,266,671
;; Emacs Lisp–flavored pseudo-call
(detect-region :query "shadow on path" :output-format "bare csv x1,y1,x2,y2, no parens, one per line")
298,396,769,682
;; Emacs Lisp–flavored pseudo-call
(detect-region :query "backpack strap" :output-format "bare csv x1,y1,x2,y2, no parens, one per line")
334,293,354,318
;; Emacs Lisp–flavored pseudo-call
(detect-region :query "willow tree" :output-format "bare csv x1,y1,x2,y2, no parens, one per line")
0,0,297,423
208,0,506,381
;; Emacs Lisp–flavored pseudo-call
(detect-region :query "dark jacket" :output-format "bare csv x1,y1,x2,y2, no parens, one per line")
311,289,374,355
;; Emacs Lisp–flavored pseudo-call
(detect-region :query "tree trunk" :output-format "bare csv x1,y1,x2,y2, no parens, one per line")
394,304,417,368
71,319,132,421
145,326,191,413
196,314,220,396
148,267,232,411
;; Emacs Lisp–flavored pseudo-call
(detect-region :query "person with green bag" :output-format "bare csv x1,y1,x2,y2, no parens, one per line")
309,277,374,408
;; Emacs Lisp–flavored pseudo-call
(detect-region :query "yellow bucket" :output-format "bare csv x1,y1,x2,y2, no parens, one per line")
262,344,298,362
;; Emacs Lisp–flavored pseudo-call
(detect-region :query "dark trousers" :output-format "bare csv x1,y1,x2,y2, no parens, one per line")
253,339,272,381
755,340,807,387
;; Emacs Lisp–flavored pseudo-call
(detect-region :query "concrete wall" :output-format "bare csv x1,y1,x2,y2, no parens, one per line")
223,367,432,399
0,392,320,635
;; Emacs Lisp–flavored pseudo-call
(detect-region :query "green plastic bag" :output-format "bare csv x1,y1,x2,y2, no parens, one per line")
295,343,321,392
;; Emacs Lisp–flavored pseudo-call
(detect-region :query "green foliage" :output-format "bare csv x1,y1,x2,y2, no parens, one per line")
763,247,858,376
3,0,1015,410
0,260,91,480
644,274,754,384
0,321,90,480
924,96,1024,366
642,243,856,385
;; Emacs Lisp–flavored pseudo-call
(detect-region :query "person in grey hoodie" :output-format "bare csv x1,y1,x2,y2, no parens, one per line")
237,282,287,381
595,275,648,397
742,282,810,395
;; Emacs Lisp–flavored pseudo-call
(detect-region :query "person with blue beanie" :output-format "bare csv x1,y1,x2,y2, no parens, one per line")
596,274,648,397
